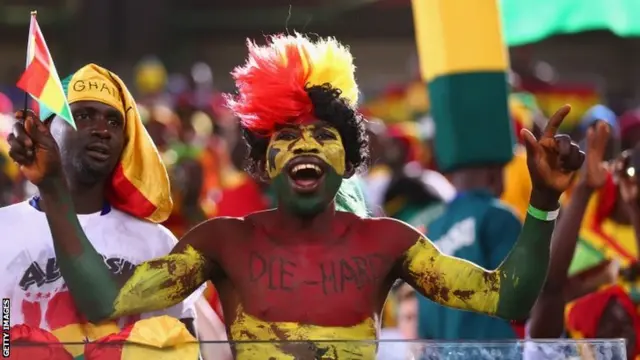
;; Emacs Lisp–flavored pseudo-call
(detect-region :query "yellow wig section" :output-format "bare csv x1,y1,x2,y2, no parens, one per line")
305,35,359,106
229,33,360,133
273,33,358,106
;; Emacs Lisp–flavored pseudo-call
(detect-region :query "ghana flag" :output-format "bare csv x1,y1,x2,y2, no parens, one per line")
16,11,74,128
569,176,640,298
411,0,513,172
569,178,637,274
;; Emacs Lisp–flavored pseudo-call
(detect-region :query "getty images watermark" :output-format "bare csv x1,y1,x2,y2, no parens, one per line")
2,298,9,358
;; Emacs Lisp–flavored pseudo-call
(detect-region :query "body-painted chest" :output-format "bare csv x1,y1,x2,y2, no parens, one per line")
221,231,395,327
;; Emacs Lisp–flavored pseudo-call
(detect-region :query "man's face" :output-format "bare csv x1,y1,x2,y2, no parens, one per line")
50,101,125,185
397,296,418,340
266,120,346,216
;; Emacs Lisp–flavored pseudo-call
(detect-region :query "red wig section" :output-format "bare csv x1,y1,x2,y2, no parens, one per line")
226,35,315,135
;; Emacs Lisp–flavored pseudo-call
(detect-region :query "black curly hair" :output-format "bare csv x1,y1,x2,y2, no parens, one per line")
241,83,370,179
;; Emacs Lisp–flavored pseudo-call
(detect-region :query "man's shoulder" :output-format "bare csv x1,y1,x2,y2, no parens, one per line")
357,216,419,247
182,214,256,246
359,216,410,230
107,208,177,243
0,201,36,223
108,208,171,230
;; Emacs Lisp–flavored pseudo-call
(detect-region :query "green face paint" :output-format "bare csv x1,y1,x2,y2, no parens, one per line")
272,166,343,216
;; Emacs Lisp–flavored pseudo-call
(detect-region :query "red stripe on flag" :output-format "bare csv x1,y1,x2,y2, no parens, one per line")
108,164,158,219
590,223,635,262
16,59,50,98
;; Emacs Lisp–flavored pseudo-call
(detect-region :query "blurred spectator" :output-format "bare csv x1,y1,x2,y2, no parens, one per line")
362,118,393,216
575,105,619,160
417,163,520,340
527,122,640,360
380,121,454,223
620,109,640,151
501,93,540,221
378,283,421,360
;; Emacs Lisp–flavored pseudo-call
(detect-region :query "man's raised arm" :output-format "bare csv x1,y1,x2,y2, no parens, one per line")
41,177,215,322
395,210,555,320
7,113,215,323
396,105,585,320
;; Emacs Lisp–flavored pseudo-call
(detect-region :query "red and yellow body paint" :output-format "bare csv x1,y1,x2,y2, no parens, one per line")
404,237,501,314
230,305,377,359
112,246,208,317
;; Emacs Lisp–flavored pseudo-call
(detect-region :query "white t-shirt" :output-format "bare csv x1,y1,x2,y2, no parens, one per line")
0,199,203,343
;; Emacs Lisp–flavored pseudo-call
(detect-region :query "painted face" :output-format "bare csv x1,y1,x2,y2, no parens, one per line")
266,121,346,215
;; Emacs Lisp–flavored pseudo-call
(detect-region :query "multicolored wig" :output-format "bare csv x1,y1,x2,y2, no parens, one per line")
227,33,370,217
227,33,359,136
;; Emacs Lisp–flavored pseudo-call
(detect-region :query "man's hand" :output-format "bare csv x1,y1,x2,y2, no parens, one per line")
6,110,62,187
579,121,611,189
521,105,585,208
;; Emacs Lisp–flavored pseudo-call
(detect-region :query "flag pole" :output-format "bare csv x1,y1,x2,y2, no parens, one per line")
23,10,37,115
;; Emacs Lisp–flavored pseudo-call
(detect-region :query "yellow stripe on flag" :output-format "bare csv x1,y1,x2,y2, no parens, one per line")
40,74,67,113
411,0,509,82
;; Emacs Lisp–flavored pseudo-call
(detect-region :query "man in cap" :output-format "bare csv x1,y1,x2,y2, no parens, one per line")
2,64,201,358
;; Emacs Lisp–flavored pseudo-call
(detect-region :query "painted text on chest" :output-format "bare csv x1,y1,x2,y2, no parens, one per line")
249,251,390,295
232,240,395,325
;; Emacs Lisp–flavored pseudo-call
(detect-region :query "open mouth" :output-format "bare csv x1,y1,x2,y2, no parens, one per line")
288,161,325,193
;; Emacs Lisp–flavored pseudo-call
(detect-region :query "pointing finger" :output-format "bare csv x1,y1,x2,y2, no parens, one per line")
543,104,571,138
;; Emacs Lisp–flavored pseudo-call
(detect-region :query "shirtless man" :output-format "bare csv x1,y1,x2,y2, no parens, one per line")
8,35,584,359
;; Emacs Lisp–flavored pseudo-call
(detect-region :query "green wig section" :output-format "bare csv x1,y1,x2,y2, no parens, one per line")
335,176,370,218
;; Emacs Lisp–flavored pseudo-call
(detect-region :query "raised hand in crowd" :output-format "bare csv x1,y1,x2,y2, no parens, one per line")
528,119,610,338
7,110,62,189
520,105,585,206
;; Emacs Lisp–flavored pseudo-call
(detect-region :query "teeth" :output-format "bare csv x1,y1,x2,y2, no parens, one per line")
292,164,321,174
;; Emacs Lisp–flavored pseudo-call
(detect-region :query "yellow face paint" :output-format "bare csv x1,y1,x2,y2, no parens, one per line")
230,305,376,359
113,245,208,317
266,124,346,179
404,237,502,314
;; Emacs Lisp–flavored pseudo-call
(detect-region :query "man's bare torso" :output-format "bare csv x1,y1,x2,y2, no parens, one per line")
193,211,410,336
